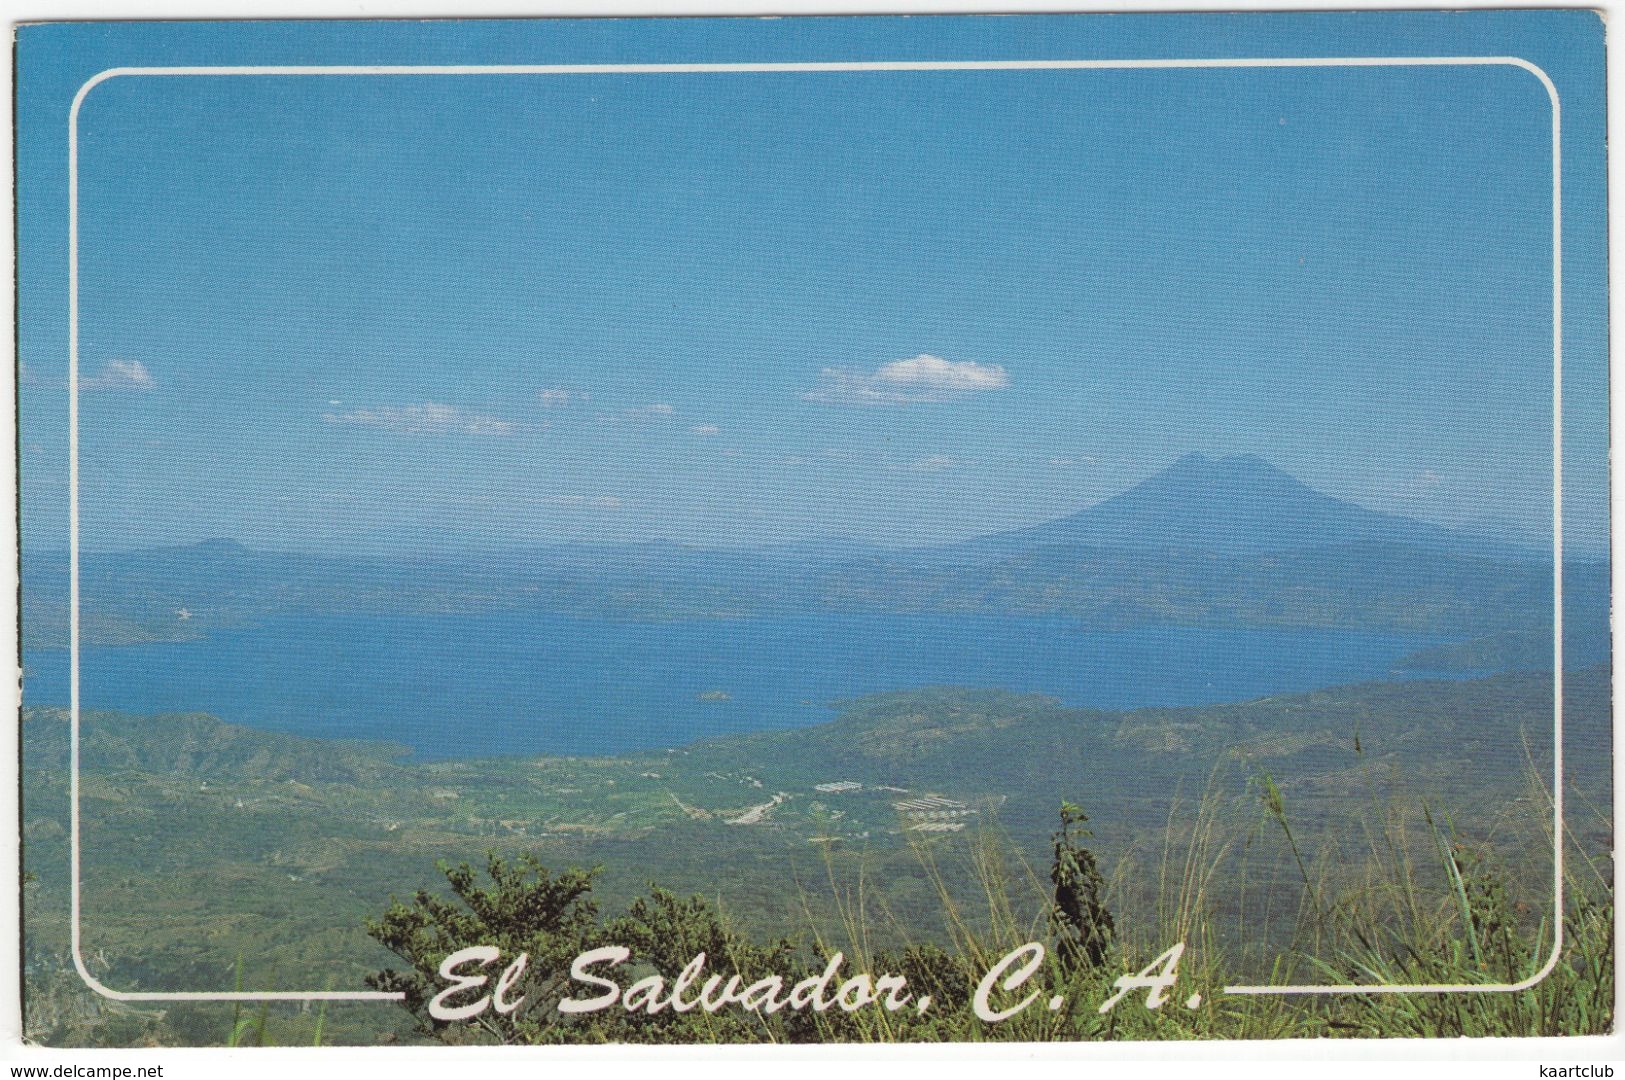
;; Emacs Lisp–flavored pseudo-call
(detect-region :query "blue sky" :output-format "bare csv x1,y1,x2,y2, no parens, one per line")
17,13,1609,555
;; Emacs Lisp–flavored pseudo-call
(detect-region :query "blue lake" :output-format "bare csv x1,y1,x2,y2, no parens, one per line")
24,614,1441,759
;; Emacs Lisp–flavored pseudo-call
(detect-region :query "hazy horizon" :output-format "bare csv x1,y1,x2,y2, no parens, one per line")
44,451,1589,560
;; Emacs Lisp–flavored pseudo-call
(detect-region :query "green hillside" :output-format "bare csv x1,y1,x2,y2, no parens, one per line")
20,667,1612,1045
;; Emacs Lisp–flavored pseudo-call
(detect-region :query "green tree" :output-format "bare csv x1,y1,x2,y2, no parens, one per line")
365,852,808,1044
1049,801,1115,971
365,853,600,1044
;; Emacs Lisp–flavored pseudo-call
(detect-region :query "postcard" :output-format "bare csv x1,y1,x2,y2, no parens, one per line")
12,10,1613,1049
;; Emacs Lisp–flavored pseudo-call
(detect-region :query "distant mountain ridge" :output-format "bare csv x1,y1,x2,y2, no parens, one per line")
954,453,1514,559
23,454,1597,650
44,453,1549,566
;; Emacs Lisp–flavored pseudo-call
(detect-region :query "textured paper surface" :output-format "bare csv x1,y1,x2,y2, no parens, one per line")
14,11,1613,1047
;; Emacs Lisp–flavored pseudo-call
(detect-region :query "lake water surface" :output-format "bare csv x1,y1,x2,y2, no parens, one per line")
25,613,1441,759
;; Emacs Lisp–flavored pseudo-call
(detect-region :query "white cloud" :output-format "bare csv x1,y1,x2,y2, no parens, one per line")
602,402,678,423
690,424,720,437
538,388,575,408
803,354,1009,407
876,354,1008,391
898,454,959,473
323,402,513,436
80,359,154,391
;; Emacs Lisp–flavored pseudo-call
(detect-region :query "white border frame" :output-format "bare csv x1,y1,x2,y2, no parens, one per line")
65,56,1564,1005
